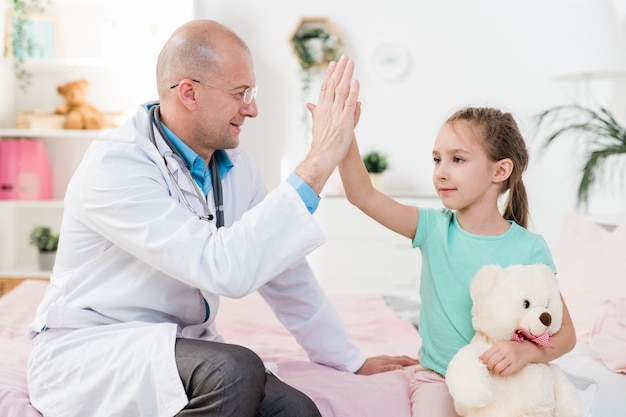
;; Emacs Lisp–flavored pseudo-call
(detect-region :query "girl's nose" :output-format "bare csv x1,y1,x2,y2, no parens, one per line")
434,163,447,179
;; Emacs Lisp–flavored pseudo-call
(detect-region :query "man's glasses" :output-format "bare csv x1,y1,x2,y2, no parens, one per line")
170,79,257,104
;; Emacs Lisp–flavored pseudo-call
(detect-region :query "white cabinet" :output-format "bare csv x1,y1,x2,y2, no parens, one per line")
307,195,442,296
0,128,102,278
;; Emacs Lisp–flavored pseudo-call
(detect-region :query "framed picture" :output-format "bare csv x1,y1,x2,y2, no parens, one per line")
4,13,59,60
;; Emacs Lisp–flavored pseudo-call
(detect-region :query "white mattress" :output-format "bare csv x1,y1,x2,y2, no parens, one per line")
554,342,626,417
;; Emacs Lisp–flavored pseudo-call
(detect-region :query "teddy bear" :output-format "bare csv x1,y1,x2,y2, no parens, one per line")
55,79,104,130
445,263,582,417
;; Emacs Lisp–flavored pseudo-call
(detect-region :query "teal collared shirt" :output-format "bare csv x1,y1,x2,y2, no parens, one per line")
160,123,233,195
148,104,319,214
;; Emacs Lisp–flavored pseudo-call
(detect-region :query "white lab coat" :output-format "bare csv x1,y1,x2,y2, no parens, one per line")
27,104,365,417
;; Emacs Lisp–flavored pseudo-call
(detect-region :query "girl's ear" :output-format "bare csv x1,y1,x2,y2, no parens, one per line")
493,158,513,183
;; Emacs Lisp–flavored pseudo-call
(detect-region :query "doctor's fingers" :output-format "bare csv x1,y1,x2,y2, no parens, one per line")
307,93,360,166
316,56,359,118
357,355,420,375
317,55,350,102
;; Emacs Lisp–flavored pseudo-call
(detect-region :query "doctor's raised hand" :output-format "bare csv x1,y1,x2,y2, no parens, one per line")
295,55,360,195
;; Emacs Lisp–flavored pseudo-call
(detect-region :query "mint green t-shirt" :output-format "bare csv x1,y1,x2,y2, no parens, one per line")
412,208,556,376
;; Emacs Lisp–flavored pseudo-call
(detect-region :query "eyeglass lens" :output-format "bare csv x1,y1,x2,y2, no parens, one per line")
243,87,257,104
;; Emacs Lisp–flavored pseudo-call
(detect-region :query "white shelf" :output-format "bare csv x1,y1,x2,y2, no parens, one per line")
0,200,64,208
307,197,442,295
2,57,126,73
0,267,51,279
0,128,107,139
0,129,95,277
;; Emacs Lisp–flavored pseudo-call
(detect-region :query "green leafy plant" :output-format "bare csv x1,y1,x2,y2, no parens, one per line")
536,104,626,207
291,22,341,97
289,19,342,133
29,226,59,252
7,0,49,91
362,150,389,174
292,27,340,71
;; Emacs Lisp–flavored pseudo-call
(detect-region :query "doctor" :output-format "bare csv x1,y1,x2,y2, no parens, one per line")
27,19,417,417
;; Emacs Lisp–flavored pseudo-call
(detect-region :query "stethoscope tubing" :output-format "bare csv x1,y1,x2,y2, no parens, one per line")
147,104,224,228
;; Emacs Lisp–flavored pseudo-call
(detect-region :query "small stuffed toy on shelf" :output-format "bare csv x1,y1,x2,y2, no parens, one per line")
446,263,582,417
55,79,104,130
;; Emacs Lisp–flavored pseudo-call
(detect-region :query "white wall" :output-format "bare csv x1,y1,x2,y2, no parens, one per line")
2,0,625,246
194,0,626,245
1,0,193,119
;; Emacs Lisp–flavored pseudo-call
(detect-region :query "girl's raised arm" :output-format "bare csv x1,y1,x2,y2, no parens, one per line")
338,135,419,240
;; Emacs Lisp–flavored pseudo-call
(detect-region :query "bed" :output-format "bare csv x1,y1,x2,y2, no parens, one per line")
1,215,625,416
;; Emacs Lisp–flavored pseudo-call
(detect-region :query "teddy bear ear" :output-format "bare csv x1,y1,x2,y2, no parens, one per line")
470,264,503,302
535,263,556,279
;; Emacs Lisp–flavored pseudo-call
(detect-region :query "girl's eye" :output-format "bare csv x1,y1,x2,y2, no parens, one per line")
453,156,464,163
432,157,441,164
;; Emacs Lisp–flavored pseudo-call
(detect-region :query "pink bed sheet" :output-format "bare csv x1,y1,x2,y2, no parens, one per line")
0,280,422,417
0,280,45,417
217,293,422,417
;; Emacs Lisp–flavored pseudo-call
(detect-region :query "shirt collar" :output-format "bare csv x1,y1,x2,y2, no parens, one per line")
147,104,234,193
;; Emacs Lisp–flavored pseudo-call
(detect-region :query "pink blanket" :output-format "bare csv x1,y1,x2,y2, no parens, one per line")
217,294,422,417
0,280,45,417
0,280,422,417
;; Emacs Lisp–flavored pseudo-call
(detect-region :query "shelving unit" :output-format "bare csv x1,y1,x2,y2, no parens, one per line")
0,128,104,279
306,194,442,296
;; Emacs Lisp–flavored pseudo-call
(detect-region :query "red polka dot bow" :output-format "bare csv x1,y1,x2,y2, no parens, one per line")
512,329,554,348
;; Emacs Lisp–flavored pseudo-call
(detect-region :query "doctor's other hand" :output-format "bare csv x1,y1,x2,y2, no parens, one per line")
356,355,420,375
295,55,360,195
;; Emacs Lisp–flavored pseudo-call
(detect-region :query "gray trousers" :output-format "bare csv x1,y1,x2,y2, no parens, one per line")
174,338,322,417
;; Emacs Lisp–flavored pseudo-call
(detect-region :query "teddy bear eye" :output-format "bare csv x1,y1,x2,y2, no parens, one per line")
523,300,530,309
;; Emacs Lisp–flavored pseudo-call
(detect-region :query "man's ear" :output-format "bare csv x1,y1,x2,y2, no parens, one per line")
174,80,200,110
493,158,513,183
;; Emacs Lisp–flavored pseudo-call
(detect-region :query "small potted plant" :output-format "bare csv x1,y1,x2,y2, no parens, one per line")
29,225,59,270
362,150,389,190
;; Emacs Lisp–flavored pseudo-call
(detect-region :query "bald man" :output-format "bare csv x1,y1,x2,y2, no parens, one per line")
27,20,418,417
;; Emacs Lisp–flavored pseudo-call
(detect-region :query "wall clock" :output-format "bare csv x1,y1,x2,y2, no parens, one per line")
370,42,409,80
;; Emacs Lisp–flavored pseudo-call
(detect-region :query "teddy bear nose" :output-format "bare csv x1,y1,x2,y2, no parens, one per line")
540,312,552,326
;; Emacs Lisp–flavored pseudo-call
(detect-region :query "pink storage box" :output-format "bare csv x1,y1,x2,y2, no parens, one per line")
0,139,53,200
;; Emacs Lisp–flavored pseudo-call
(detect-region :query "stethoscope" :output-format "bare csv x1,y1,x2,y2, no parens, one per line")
147,104,224,228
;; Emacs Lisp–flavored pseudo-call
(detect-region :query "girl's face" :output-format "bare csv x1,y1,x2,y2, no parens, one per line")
431,121,500,211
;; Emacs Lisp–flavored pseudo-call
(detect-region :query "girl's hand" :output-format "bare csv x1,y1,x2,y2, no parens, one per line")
480,340,536,377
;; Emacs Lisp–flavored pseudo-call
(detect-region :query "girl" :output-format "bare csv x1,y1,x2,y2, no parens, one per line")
338,107,576,416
